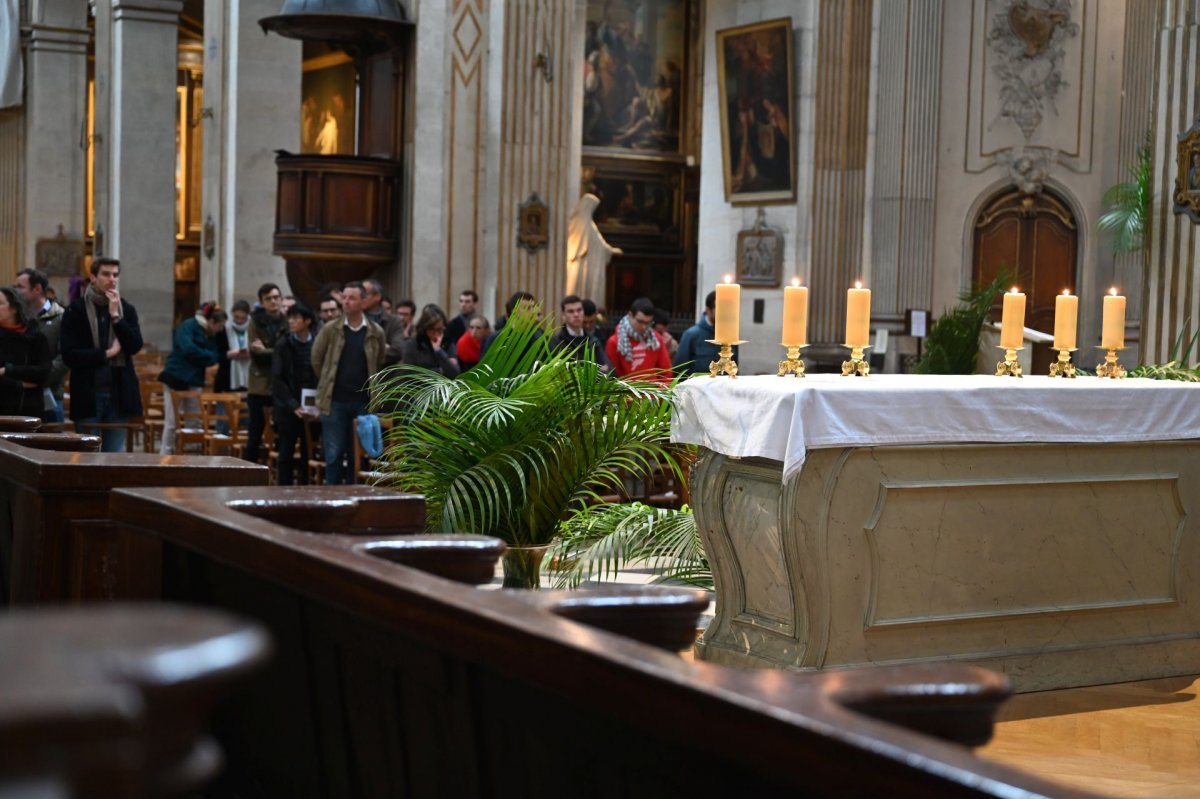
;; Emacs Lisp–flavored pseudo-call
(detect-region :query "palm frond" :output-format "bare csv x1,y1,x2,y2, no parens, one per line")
915,269,1014,375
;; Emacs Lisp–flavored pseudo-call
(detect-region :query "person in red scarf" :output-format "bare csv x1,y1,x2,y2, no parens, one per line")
0,286,51,417
455,315,490,371
605,297,672,381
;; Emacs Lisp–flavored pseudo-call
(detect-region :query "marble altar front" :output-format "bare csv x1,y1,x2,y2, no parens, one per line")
673,376,1200,691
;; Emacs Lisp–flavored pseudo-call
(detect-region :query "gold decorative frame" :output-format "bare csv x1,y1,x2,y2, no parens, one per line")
1174,115,1200,222
517,193,549,253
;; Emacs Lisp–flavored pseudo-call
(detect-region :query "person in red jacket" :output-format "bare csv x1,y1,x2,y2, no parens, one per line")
605,297,672,381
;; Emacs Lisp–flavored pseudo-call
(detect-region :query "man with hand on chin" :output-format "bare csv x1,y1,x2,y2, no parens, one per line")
60,257,144,452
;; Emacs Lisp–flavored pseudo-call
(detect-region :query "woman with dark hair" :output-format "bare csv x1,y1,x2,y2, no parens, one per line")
399,305,460,378
0,286,51,417
158,302,225,454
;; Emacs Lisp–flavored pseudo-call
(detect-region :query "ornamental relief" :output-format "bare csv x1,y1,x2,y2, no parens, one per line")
989,0,1078,141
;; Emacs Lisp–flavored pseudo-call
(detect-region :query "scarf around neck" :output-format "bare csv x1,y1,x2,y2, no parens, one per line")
84,282,126,367
615,314,660,362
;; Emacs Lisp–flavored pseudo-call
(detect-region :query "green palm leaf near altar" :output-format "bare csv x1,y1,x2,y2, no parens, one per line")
371,303,680,548
915,270,1013,375
1098,138,1152,257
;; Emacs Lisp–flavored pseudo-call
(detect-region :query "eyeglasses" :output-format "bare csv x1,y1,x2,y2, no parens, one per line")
632,315,653,327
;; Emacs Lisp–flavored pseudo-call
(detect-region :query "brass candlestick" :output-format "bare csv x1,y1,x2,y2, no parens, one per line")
995,346,1023,377
1048,348,1077,378
841,345,870,377
707,339,745,377
1095,346,1127,379
777,344,808,377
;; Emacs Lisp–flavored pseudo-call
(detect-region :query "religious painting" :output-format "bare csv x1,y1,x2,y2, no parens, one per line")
582,0,685,153
735,208,783,287
716,18,796,205
34,226,83,278
1174,115,1200,223
583,164,682,251
301,53,357,155
517,193,549,253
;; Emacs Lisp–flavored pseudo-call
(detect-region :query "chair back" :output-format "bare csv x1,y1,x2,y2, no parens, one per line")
170,389,206,454
199,392,248,457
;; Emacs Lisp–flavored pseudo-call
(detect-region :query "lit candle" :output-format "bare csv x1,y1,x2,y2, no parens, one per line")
1102,287,1126,349
714,275,740,344
1053,289,1078,350
1000,287,1026,349
781,277,809,346
845,281,871,347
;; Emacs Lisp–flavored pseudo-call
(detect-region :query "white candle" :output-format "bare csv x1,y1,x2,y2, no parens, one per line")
1053,290,1078,350
845,282,871,348
1000,287,1026,350
1102,288,1126,349
714,276,740,344
781,278,808,346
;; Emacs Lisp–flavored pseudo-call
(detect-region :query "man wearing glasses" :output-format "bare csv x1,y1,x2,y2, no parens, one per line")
604,296,672,381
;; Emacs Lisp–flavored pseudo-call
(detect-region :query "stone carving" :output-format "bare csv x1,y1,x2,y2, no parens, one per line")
995,145,1055,194
34,225,84,277
565,193,622,304
988,0,1078,141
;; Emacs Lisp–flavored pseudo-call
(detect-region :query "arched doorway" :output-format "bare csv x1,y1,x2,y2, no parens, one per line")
972,188,1078,374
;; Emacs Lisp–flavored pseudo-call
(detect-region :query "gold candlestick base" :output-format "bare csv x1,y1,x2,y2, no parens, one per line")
1048,348,1077,378
707,340,745,378
995,346,1023,377
841,345,870,377
1095,346,1127,379
777,344,808,377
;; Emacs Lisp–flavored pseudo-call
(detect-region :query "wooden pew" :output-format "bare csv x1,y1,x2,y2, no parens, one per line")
0,415,44,432
111,485,1099,798
0,604,270,798
0,437,269,606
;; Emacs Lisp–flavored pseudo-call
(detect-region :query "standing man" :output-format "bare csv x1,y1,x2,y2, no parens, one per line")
15,268,67,422
362,278,388,326
549,294,610,369
60,258,144,452
312,282,385,484
384,298,416,365
272,303,319,486
318,295,342,327
444,289,478,346
674,291,734,376
605,297,672,381
245,282,286,463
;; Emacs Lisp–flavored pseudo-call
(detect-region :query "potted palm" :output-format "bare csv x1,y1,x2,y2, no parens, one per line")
371,303,679,588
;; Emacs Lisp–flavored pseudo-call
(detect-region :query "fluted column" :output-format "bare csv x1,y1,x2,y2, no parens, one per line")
23,0,90,271
94,0,182,347
1143,0,1197,363
870,0,941,319
810,0,873,351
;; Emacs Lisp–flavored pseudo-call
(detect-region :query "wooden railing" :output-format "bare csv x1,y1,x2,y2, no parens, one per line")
110,484,1098,798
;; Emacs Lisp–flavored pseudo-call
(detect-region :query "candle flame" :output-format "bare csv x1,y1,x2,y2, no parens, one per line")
1010,286,1019,294
1109,286,1118,296
791,276,801,287
854,280,862,289
723,274,733,284
1062,289,1071,296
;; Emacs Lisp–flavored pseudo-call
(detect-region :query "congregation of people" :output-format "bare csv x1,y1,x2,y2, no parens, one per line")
0,262,722,487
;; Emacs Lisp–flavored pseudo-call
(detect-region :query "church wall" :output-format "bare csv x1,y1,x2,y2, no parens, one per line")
932,0,1135,369
0,0,30,286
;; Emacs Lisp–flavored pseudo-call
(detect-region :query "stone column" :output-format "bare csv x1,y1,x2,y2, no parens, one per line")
23,0,90,274
200,0,299,308
96,0,183,347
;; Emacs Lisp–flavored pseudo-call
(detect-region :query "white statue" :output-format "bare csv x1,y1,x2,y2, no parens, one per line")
565,193,622,304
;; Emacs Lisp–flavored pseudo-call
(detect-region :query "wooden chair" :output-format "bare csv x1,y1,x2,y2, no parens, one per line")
353,414,392,485
304,416,325,486
199,392,248,457
169,389,206,455
140,380,166,453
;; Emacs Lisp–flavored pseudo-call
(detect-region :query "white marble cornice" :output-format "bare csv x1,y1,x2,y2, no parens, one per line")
111,0,183,25
27,25,90,54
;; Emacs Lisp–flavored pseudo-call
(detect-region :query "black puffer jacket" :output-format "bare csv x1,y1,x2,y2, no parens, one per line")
0,324,51,416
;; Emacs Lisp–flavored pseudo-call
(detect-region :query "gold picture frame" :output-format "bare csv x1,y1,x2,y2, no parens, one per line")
716,17,796,205
1174,116,1200,222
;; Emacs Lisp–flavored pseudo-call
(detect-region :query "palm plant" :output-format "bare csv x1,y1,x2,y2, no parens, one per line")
915,270,1013,375
1129,321,1200,381
548,501,710,590
1098,136,1153,256
370,303,679,587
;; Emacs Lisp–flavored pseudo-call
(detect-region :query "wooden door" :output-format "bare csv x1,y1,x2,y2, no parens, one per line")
973,190,1077,373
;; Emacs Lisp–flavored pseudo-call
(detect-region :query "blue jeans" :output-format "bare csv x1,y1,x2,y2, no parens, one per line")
321,398,367,485
75,391,126,453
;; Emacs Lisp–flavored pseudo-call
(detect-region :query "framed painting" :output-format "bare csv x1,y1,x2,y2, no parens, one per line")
583,163,683,251
1174,115,1200,223
301,52,357,155
582,0,686,154
716,17,796,205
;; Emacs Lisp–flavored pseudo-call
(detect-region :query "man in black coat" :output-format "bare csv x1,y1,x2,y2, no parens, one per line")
60,258,144,452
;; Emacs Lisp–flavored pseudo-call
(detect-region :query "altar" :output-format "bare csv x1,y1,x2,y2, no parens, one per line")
672,374,1200,691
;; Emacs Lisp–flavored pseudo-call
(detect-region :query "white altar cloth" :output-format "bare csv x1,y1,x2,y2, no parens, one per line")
671,374,1200,480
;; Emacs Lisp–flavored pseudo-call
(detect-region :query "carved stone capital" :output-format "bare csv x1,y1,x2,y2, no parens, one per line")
995,146,1056,194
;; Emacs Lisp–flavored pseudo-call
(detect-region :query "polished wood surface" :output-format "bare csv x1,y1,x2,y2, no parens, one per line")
0,604,270,798
0,437,268,604
112,484,1101,798
0,431,100,451
0,415,43,432
982,675,1200,798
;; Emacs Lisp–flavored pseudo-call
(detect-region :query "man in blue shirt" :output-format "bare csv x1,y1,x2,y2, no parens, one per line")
673,291,737,376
